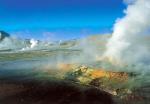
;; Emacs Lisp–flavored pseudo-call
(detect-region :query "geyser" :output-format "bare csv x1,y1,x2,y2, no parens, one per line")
103,0,150,65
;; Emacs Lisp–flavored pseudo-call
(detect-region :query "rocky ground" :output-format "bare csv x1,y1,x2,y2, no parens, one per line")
0,75,114,104
59,64,150,104
0,64,150,104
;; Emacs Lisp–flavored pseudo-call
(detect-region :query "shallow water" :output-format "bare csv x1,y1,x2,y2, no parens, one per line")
0,49,150,104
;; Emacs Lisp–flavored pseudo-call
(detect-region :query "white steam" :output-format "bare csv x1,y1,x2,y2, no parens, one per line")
30,39,38,48
104,0,150,66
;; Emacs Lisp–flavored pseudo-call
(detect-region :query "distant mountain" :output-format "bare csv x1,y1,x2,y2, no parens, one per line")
0,31,10,41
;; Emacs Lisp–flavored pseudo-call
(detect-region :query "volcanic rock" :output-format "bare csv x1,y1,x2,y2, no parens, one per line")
0,31,10,41
65,65,134,96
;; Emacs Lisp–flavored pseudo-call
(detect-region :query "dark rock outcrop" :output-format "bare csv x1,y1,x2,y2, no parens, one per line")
0,31,10,41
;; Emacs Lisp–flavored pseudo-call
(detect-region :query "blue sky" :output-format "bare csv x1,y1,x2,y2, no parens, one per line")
0,0,126,40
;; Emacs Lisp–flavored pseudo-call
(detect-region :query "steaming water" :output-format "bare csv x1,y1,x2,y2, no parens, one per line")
0,36,84,81
0,36,150,104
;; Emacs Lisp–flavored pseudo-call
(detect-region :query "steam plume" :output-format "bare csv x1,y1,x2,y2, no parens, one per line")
104,0,150,65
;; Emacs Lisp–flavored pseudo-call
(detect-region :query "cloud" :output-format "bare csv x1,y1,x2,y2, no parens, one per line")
123,0,137,4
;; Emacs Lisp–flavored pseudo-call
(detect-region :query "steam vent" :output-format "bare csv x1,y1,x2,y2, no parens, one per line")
0,31,10,41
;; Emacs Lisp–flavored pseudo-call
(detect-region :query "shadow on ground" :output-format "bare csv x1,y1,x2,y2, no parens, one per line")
0,79,114,104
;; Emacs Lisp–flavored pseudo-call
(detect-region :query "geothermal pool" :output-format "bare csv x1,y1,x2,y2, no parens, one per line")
0,49,149,104
1,0,150,103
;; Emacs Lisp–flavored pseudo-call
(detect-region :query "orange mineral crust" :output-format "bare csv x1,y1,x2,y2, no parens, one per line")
89,69,128,80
